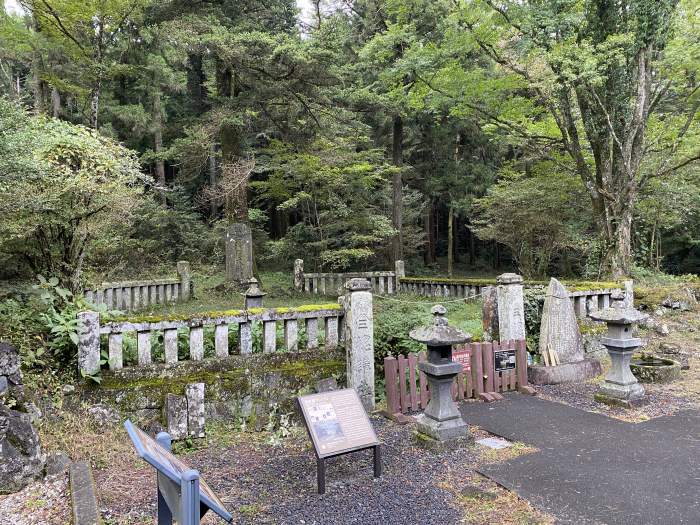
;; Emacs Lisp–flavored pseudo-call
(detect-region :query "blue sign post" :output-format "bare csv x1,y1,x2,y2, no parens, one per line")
124,420,233,524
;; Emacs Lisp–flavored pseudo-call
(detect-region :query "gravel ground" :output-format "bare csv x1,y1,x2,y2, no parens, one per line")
0,474,70,525
98,417,470,524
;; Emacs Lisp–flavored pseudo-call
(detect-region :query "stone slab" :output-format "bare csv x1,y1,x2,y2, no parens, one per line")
460,394,700,524
70,461,101,525
527,359,602,385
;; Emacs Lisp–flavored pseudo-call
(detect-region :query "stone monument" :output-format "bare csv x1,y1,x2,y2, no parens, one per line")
410,305,470,445
342,278,375,411
590,290,647,407
529,278,602,384
243,278,266,309
224,222,253,285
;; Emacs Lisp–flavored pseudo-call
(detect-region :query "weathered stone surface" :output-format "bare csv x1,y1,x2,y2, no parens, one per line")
176,260,191,300
77,311,100,377
0,403,45,494
481,286,499,342
0,341,20,378
165,393,188,440
294,259,304,291
45,451,72,476
186,383,205,438
496,273,526,341
539,278,584,364
87,403,120,427
528,360,602,385
315,377,338,393
224,222,254,284
69,461,101,525
343,278,374,411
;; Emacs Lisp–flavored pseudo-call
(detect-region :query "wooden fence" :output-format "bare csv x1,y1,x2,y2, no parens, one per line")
83,261,191,312
383,340,533,416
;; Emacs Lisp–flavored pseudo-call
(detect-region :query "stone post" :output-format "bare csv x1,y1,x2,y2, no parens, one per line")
481,286,499,342
294,259,304,291
224,222,253,284
496,273,526,341
342,278,375,411
394,259,405,279
177,261,191,301
623,280,634,308
77,311,100,377
243,278,265,309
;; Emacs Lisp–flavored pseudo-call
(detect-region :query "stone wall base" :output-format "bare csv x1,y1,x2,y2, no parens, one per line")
528,359,602,385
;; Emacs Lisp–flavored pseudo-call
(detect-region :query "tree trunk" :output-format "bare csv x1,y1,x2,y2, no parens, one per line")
447,206,454,276
423,198,434,265
31,16,46,114
391,115,403,263
153,91,166,204
209,143,218,219
51,87,61,118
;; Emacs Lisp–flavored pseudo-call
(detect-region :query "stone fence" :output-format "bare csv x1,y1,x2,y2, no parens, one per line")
294,259,405,296
398,276,629,319
83,261,192,312
77,304,344,374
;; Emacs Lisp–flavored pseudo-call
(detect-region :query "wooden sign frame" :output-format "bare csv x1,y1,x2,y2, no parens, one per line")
297,388,382,494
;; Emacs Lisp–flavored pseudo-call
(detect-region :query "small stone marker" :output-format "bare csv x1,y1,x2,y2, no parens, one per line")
124,420,233,524
297,388,381,494
342,278,375,411
476,437,512,450
164,383,205,440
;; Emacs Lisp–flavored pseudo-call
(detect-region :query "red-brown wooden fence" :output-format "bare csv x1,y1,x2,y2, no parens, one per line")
383,339,534,418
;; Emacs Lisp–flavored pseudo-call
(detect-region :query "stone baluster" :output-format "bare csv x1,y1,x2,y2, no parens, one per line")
164,329,178,363
239,322,252,354
158,284,165,304
96,290,104,307
85,290,95,304
105,288,114,309
172,283,179,302
137,330,152,365
124,287,132,311
601,293,610,309
306,318,319,349
325,316,339,349
115,288,123,310
189,326,203,360
387,275,394,295
133,286,141,310
149,286,157,306
574,296,587,317
320,276,327,296
214,324,228,357
378,276,385,295
285,319,298,351
108,333,123,370
263,320,277,353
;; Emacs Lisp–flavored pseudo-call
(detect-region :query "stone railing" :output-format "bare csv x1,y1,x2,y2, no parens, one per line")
397,275,630,319
294,259,404,296
77,304,344,374
83,261,191,312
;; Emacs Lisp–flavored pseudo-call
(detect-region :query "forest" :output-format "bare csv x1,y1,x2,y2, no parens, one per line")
1,0,698,287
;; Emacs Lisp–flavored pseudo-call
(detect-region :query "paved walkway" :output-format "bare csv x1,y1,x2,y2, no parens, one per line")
460,394,700,524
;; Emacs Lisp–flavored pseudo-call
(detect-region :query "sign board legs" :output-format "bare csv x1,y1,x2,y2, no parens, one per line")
373,445,382,478
315,445,382,495
156,432,173,525
181,470,201,525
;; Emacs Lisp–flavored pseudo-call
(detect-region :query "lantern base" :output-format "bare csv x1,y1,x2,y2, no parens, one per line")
413,430,472,452
415,413,469,442
594,391,647,409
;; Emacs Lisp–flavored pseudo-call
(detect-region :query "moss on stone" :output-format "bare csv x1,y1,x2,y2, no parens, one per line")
399,276,621,291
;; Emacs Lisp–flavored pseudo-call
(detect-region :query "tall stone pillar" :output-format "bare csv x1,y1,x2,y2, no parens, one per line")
496,273,526,341
481,286,499,342
394,259,405,279
224,223,253,284
342,278,375,411
623,280,634,309
177,261,191,300
294,259,304,291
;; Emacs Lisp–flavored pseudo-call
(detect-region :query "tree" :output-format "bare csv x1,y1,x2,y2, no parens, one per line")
0,98,145,290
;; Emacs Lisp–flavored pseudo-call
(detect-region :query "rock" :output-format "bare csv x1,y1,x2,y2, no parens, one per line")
0,376,7,397
61,384,75,395
654,308,665,317
659,342,681,355
45,452,71,476
0,341,20,377
539,278,584,364
315,377,338,393
87,403,120,427
0,403,45,494
656,324,670,336
24,402,42,424
165,393,188,440
583,335,608,361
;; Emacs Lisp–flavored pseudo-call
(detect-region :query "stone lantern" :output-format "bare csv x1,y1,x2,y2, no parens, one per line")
589,290,648,407
410,305,471,442
243,278,266,309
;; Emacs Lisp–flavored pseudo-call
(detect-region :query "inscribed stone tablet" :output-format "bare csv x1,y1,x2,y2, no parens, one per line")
298,388,379,458
126,423,227,514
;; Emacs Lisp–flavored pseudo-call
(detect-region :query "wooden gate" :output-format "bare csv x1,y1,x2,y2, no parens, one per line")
383,340,535,418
